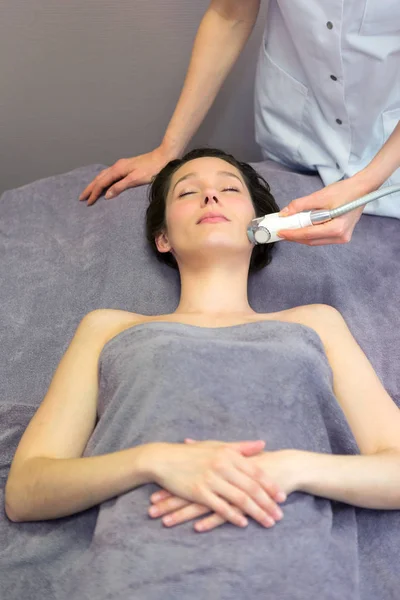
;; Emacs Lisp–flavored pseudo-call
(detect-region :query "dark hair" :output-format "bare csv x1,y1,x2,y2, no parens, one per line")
145,147,280,274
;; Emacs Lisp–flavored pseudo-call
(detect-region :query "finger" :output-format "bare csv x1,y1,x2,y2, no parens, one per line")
122,169,153,188
277,224,323,242
277,234,332,246
104,173,141,199
224,440,266,456
194,485,249,528
79,182,95,201
280,192,329,215
212,477,277,528
106,169,153,198
231,450,285,504
80,169,113,202
307,237,346,246
150,490,172,503
240,461,287,506
194,512,227,533
234,454,285,503
162,504,211,527
185,438,265,456
79,170,110,201
216,461,283,525
79,170,106,200
87,169,125,206
278,228,350,245
278,206,290,216
278,200,306,216
148,496,190,518
185,439,265,455
277,220,343,243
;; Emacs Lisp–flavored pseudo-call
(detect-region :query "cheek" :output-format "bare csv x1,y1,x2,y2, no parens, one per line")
167,202,195,224
164,204,193,243
232,197,256,219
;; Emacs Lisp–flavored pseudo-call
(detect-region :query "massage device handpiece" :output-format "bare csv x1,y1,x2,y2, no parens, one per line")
247,212,314,244
247,184,400,244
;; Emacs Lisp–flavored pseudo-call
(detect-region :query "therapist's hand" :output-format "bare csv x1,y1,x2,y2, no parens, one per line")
79,145,176,206
277,175,373,246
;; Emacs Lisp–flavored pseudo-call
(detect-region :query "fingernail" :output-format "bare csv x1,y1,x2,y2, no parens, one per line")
274,508,284,520
105,191,114,199
263,516,275,527
239,516,248,527
277,492,287,503
280,207,289,214
149,506,159,516
163,515,172,524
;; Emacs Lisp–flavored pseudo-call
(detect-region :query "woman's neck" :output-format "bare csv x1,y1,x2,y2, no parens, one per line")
175,267,255,316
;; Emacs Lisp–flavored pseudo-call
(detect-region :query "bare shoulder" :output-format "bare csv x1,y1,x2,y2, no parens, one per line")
79,309,146,346
82,308,143,327
277,303,348,352
283,303,344,325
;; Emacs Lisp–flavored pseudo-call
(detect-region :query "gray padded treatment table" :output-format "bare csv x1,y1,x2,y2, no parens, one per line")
0,159,399,599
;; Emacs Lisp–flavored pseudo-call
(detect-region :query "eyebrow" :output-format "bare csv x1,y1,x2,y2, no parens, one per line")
172,170,244,192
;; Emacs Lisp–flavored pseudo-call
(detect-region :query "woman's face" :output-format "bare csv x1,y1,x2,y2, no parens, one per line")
155,157,256,260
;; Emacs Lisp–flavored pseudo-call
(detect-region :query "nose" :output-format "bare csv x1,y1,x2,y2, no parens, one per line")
203,195,219,205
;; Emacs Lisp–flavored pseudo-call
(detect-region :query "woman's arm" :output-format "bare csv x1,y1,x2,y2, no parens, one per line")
80,0,261,204
5,309,147,522
290,304,400,509
6,447,153,522
289,448,400,509
161,0,261,158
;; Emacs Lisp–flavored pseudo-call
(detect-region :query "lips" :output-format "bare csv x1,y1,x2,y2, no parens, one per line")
199,217,229,224
197,213,229,224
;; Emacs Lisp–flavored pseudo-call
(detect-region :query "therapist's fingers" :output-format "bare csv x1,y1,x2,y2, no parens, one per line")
278,217,355,245
279,236,344,246
80,163,130,206
103,171,149,199
80,147,175,206
79,169,109,203
279,191,329,216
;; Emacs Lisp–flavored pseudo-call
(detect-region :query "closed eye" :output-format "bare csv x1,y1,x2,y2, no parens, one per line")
178,187,240,198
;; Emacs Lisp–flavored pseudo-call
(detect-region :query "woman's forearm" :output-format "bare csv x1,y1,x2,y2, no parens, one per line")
161,4,259,157
292,448,400,509
5,444,156,522
357,121,400,191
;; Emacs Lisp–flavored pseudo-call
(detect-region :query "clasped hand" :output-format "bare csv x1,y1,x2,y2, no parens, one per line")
148,438,297,533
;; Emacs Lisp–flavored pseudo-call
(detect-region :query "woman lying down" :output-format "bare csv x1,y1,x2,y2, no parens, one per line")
5,148,400,599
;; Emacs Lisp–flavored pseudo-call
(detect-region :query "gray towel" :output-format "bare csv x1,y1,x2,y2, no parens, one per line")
56,319,361,600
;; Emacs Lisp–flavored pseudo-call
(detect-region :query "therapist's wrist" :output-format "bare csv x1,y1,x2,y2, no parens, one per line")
355,164,389,194
160,134,186,160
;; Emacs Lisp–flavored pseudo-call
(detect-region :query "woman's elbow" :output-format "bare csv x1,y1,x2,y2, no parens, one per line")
4,478,29,523
4,491,22,522
5,502,22,522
